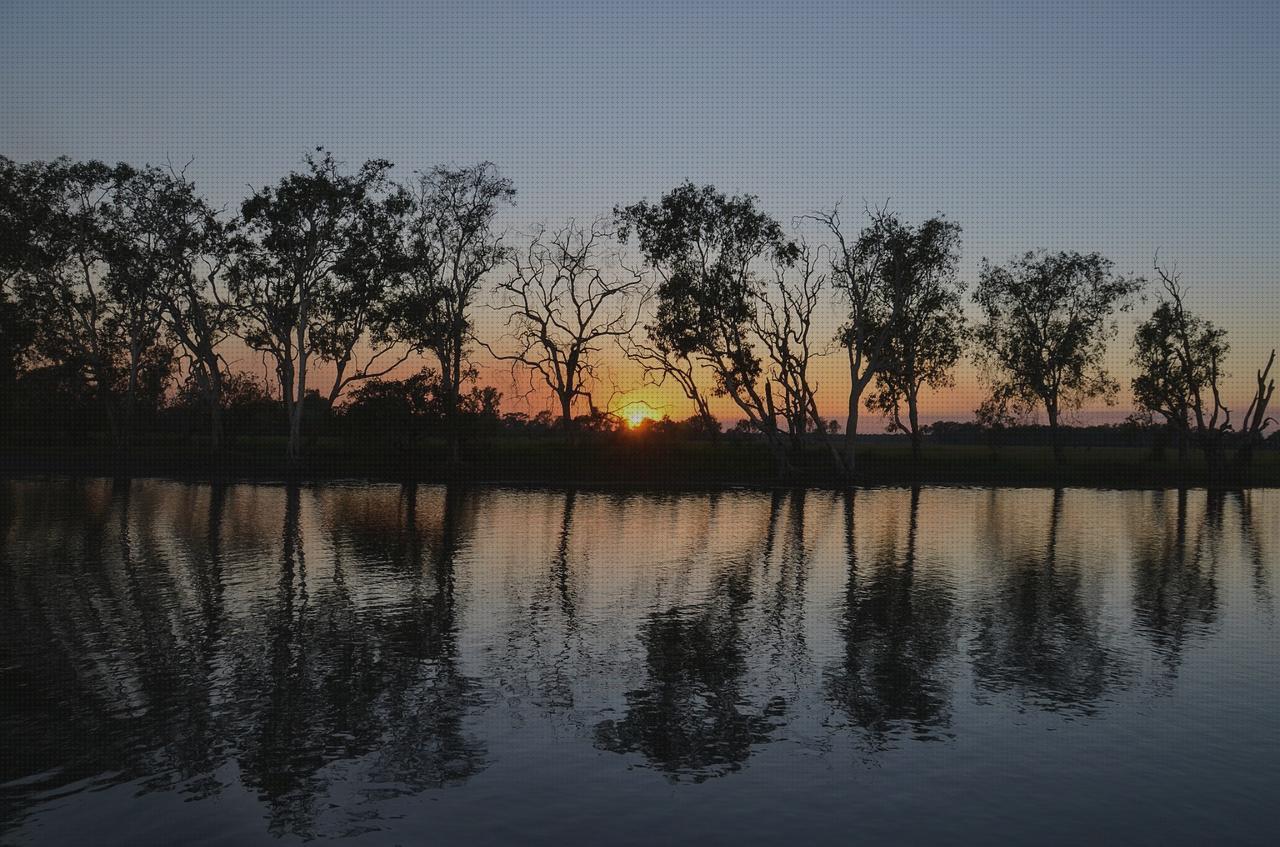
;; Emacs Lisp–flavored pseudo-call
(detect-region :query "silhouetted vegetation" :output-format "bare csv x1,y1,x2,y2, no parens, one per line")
2,153,1275,486
972,251,1143,462
483,220,644,430
1132,257,1276,474
616,183,816,475
858,215,965,459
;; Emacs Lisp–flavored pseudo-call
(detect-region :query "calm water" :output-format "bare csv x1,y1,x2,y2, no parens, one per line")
1,481,1277,845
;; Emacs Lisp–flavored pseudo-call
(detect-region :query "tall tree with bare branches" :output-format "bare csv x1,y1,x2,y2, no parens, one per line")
1134,257,1275,469
1237,350,1276,468
753,241,840,463
484,221,646,429
1132,259,1229,461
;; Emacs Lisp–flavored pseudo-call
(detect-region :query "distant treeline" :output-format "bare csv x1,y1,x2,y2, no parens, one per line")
927,419,1279,451
1,151,1274,479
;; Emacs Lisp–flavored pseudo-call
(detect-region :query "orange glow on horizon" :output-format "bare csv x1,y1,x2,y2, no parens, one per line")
621,401,660,428
226,323,1274,434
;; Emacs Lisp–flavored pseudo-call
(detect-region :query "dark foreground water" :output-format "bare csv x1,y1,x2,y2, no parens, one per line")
1,481,1277,846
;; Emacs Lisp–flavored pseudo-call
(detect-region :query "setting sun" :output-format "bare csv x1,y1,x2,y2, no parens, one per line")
622,402,659,428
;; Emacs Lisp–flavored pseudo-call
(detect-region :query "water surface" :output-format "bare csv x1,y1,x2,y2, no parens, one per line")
2,481,1277,845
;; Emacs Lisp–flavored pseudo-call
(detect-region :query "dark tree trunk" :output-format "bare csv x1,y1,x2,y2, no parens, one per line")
447,347,462,468
1198,429,1224,483
559,392,573,431
1046,400,1063,464
908,394,921,461
767,434,793,480
102,393,122,453
199,361,224,451
807,395,847,479
843,390,860,478
125,355,139,452
209,401,224,452
281,363,302,466
287,403,303,465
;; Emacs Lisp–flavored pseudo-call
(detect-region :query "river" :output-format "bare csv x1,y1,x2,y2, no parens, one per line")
2,480,1277,844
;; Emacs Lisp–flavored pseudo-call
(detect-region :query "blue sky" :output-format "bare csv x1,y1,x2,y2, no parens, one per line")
3,0,1277,420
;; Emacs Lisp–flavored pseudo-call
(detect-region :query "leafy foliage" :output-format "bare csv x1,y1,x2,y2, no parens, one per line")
617,183,804,469
1132,301,1228,431
973,250,1142,455
393,163,515,450
862,216,965,449
228,149,408,458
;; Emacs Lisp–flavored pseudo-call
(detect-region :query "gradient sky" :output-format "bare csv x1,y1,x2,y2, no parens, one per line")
3,0,1277,427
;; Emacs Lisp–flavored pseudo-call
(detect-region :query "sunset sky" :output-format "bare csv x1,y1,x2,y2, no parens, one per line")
3,0,1277,429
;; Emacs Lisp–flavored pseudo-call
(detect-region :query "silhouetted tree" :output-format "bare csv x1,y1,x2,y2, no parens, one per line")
395,162,515,465
4,158,173,445
0,292,35,425
342,367,443,444
341,365,502,445
754,242,841,464
485,221,645,429
1236,350,1276,468
617,182,800,475
0,157,43,406
807,207,918,475
229,150,407,463
863,218,965,459
1132,259,1230,462
1131,258,1275,470
101,166,189,444
112,163,236,448
973,251,1142,462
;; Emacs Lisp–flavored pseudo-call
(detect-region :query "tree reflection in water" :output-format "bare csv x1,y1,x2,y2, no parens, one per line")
1128,489,1220,686
0,481,487,841
2,480,234,829
971,488,1124,714
592,562,783,781
0,481,1276,841
234,484,487,837
593,491,790,782
826,487,956,749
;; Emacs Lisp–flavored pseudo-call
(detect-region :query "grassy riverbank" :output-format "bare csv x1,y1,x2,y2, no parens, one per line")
4,435,1278,489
